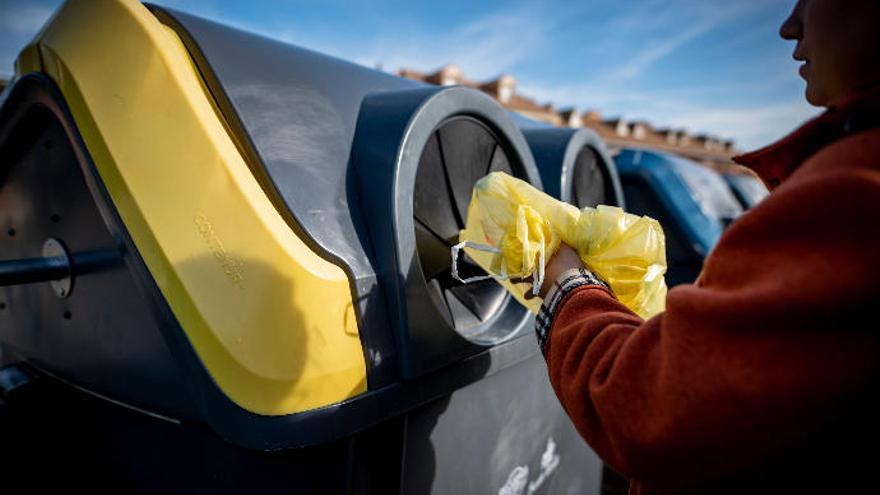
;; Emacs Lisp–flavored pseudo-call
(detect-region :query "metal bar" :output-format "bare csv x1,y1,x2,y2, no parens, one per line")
0,256,70,286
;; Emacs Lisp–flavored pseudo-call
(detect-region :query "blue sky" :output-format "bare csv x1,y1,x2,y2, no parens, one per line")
0,0,817,149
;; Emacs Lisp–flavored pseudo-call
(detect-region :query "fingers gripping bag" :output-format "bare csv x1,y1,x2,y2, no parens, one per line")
452,172,667,319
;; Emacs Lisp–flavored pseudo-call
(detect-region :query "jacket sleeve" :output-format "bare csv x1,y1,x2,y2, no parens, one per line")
541,168,880,489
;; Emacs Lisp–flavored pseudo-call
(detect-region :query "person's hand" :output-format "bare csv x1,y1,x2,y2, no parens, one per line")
539,243,583,298
510,243,584,300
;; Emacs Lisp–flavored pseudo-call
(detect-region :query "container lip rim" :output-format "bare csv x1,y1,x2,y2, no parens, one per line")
391,85,541,344
409,114,524,345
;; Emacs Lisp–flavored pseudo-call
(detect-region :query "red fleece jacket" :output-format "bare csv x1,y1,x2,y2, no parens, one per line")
542,88,880,494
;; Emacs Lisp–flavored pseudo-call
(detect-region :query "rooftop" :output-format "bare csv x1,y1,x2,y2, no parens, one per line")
398,65,743,169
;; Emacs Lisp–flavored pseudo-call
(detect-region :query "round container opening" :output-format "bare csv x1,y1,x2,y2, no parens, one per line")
412,116,525,343
571,145,608,208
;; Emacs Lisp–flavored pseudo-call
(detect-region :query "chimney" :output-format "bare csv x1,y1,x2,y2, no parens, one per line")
678,131,691,147
480,74,517,103
611,118,630,137
440,64,462,86
659,128,679,145
426,64,463,86
630,121,649,140
558,107,582,128
694,134,713,150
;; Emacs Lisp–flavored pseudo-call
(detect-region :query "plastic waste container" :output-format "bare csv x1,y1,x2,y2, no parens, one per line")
0,1,602,493
724,172,769,210
521,127,625,209
614,148,743,286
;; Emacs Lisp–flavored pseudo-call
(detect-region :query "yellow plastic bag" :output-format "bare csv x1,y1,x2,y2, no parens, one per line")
452,172,667,319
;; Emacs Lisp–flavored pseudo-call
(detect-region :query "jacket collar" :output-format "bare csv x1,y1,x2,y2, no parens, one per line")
733,83,880,190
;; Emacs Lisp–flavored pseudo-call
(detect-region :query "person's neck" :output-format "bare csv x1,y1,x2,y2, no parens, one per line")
828,77,880,110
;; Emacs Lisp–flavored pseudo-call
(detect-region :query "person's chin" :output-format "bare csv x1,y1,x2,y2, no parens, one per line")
804,83,828,107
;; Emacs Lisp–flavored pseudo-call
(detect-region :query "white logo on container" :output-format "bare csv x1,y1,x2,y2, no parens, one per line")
498,437,561,495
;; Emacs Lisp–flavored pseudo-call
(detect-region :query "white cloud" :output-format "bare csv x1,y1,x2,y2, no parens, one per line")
276,8,552,80
519,80,819,150
509,1,811,150
596,2,761,82
604,19,718,82
663,100,819,150
357,10,548,79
